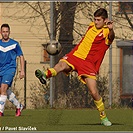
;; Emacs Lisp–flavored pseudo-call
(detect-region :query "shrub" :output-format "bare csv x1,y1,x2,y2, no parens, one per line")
30,72,110,109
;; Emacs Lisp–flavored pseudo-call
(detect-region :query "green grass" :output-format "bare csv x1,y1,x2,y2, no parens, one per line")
0,108,133,131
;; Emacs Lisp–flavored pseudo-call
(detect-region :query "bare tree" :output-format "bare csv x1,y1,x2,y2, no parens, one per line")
119,2,133,29
54,2,77,101
3,2,133,40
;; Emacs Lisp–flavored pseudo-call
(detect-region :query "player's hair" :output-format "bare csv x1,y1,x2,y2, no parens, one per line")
94,8,108,19
1,24,10,30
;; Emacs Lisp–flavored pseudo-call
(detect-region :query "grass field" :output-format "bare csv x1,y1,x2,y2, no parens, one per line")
0,108,133,132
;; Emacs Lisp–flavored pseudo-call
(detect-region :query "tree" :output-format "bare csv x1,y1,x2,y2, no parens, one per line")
54,2,77,101
3,2,133,40
119,2,133,29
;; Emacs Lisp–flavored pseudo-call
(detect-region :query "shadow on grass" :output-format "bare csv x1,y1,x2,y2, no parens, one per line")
77,123,124,126
57,123,124,126
2,114,31,117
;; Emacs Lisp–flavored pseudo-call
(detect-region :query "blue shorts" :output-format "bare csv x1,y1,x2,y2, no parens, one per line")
0,68,16,87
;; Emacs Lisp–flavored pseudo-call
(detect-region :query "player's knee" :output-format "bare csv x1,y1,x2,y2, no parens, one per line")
1,87,8,95
55,61,68,71
90,89,99,98
7,89,15,100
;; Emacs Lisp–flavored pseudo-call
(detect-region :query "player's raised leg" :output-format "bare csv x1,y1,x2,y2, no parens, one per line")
35,61,71,84
35,68,57,84
7,89,24,116
85,77,112,126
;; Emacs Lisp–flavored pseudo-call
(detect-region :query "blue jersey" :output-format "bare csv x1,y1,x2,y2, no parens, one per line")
0,38,23,75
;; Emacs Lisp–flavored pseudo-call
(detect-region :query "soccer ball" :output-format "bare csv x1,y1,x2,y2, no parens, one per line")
46,40,62,55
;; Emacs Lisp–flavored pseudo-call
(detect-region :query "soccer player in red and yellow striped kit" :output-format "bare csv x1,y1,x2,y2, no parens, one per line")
35,8,115,126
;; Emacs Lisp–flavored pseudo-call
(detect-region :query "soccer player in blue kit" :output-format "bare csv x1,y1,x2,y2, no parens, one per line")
0,24,25,116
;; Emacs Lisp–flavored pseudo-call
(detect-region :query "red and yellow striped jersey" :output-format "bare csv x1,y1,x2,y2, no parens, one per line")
70,22,111,72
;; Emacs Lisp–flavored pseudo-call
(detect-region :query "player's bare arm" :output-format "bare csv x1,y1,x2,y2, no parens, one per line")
106,20,115,43
19,55,25,79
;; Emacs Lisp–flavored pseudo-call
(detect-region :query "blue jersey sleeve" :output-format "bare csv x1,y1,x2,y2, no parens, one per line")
15,42,23,56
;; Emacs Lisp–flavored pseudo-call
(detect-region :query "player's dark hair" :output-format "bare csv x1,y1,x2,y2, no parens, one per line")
94,8,108,19
1,24,10,30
